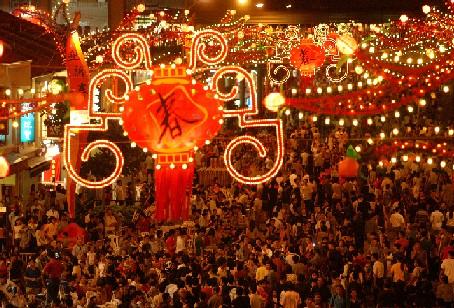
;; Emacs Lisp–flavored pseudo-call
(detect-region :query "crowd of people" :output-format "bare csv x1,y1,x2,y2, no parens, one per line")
0,117,453,308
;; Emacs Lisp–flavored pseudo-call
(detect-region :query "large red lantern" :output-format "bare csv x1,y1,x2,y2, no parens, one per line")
290,39,325,76
122,65,223,222
0,156,9,178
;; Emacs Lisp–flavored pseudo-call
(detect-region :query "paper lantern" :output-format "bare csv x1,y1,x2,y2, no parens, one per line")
122,65,223,154
0,40,4,59
338,157,359,178
290,39,325,76
336,34,358,55
122,65,223,222
264,92,285,112
0,156,9,178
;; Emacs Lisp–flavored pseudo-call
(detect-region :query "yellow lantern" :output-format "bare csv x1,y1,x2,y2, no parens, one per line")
336,34,358,55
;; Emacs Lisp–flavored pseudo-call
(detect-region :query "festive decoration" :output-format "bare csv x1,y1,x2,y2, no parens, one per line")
335,34,358,55
0,40,4,59
57,223,87,248
338,145,360,178
290,39,325,76
0,156,9,178
264,92,285,112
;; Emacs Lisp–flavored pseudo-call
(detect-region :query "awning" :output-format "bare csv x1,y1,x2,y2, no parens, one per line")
28,156,51,177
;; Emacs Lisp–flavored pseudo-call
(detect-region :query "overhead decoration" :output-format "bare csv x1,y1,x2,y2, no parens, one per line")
0,156,9,178
289,39,325,76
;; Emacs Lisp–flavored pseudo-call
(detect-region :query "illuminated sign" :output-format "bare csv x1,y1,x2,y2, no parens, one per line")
20,103,35,142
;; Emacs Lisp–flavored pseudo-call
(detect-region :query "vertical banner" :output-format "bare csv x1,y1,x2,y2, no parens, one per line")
65,31,90,218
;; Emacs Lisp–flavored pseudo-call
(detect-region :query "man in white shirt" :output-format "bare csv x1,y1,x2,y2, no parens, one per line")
441,251,454,283
389,210,405,230
430,209,444,231
372,253,384,288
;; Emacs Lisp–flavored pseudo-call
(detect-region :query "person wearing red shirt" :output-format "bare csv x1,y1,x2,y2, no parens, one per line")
42,254,65,304
165,230,176,256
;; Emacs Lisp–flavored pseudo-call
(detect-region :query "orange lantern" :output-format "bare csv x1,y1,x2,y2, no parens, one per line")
0,40,4,59
0,156,9,178
122,65,223,222
290,39,325,76
338,157,359,178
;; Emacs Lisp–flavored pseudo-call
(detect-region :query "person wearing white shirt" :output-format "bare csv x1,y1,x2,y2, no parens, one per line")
441,251,454,283
389,210,405,229
430,209,444,231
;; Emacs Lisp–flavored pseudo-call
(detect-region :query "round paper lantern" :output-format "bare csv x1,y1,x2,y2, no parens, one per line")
338,157,359,178
0,156,9,178
290,39,325,76
336,34,358,55
122,65,223,153
264,92,285,112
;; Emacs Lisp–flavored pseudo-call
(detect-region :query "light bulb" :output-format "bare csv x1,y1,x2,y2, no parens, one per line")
285,109,291,116
367,138,374,145
367,118,373,125
380,116,386,122
415,156,421,162
407,106,414,113
298,112,304,120
355,146,361,152
441,161,446,168
324,117,330,125
427,158,433,165
352,119,358,126
378,161,384,167
449,129,454,136
435,126,440,134
391,157,397,164
12,121,18,128
443,86,450,93
419,99,426,106
394,111,400,118
170,163,175,169
339,119,344,126
131,142,136,148
422,5,430,14
312,115,318,122
402,155,408,162
393,128,399,135
380,132,385,139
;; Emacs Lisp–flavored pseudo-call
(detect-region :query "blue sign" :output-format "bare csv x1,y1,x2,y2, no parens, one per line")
20,103,35,143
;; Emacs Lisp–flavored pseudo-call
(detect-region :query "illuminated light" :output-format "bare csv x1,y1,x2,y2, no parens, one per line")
324,117,330,125
194,146,199,151
131,142,136,148
326,86,332,93
218,119,224,125
12,121,18,128
123,131,128,136
394,56,400,62
392,128,399,135
402,155,408,162
184,9,190,15
112,33,153,70
443,86,450,93
378,161,384,167
264,92,285,112
159,11,165,17
298,112,304,120
286,4,292,8
96,55,103,64
449,129,454,136
408,106,414,113
151,154,158,159
415,156,421,162
367,138,374,145
394,111,400,118
312,115,318,122
306,88,312,94
169,163,176,169
368,46,375,53
143,147,148,153
182,163,188,170
355,145,361,152
291,88,298,95
352,119,358,126
189,29,228,70
237,0,248,4
31,88,35,94
367,118,373,125
137,3,145,12
391,157,397,164
205,140,211,145
188,157,194,163
400,14,409,23
354,66,364,75
256,2,264,8
337,85,343,92
339,118,344,126
441,161,446,168
422,5,430,14
426,49,435,59
230,10,236,15
357,82,363,88
156,164,161,170
381,52,388,59
285,109,291,116
419,99,426,106
119,107,124,112
363,72,369,79
406,58,413,64
17,88,24,96
212,66,285,185
380,132,385,139
347,84,353,90
435,126,440,134
439,45,446,53
417,58,423,65
427,158,433,165
5,89,11,96
317,87,323,94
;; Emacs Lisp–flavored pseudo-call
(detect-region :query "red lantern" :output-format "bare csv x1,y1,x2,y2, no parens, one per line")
338,157,359,178
290,39,325,76
0,156,9,178
122,65,223,222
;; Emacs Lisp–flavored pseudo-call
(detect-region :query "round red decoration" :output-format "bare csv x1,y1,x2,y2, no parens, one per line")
290,39,325,76
122,65,223,154
338,157,359,178
0,156,9,178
